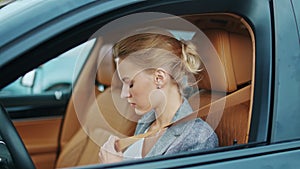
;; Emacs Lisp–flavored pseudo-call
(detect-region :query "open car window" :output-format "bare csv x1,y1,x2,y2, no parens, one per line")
56,12,256,167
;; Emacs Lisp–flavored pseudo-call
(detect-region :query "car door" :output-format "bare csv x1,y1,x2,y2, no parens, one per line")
0,40,94,169
1,0,299,168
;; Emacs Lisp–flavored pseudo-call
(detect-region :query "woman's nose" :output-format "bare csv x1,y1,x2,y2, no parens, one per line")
121,84,131,98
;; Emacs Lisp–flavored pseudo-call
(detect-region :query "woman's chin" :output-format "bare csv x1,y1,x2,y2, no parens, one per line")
134,108,150,116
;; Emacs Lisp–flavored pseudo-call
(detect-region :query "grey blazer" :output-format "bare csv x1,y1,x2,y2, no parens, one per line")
134,98,218,157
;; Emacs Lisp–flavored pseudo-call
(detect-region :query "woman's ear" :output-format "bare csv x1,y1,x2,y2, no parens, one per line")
154,68,168,88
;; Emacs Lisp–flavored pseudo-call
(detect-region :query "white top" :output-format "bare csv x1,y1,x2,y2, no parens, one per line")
123,138,144,159
123,127,150,160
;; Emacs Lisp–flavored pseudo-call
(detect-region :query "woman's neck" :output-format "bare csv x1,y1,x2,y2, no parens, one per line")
154,87,183,128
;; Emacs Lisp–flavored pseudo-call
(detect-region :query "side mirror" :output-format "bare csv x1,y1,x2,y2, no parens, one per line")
21,70,36,88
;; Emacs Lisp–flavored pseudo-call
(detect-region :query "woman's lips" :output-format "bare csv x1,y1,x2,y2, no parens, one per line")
129,102,136,108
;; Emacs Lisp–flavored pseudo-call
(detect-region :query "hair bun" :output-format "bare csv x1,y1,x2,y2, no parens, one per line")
180,40,203,74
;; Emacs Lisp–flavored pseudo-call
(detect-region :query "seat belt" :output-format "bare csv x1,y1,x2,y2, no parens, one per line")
198,84,251,117
115,84,251,152
115,110,198,152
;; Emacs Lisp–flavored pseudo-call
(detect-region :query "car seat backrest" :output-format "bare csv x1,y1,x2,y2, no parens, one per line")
189,29,253,146
58,39,104,152
56,39,138,168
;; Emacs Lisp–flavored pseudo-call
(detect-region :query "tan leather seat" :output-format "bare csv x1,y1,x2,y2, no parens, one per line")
56,40,137,168
189,29,253,146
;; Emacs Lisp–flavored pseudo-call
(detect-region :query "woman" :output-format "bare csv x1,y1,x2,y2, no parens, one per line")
99,29,218,163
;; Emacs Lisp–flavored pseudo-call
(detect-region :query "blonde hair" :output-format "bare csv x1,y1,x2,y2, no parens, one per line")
113,32,203,95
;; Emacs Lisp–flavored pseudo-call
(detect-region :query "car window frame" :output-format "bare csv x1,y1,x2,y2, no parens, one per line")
0,0,274,167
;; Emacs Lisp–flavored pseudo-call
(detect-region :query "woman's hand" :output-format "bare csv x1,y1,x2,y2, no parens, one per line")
99,135,124,164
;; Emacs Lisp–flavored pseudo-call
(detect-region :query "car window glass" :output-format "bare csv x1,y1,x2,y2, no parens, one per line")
0,39,95,96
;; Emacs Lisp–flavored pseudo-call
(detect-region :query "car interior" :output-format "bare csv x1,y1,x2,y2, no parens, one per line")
12,13,255,169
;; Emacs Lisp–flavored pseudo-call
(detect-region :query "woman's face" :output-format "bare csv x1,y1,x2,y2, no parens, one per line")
116,59,158,116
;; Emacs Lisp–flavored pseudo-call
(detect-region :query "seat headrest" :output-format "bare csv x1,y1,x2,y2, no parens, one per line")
197,29,252,92
96,44,115,86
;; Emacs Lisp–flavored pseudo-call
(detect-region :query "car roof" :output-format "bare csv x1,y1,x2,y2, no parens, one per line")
0,0,139,89
0,0,140,67
0,0,95,48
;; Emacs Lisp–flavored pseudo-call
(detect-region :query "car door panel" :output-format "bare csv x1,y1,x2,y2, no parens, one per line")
13,118,62,169
1,92,70,119
0,93,69,169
